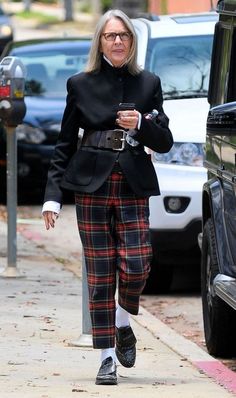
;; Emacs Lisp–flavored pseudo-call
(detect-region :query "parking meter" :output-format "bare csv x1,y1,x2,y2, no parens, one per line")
0,57,26,278
0,56,26,127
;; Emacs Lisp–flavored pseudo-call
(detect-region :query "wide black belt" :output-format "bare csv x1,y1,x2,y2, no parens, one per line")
81,129,127,151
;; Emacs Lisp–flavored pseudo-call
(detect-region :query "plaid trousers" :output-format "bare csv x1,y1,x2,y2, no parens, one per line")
75,172,152,349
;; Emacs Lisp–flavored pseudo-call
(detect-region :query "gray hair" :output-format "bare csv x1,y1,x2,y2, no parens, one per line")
85,9,141,75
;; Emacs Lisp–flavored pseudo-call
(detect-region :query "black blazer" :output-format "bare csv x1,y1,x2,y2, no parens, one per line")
44,59,173,203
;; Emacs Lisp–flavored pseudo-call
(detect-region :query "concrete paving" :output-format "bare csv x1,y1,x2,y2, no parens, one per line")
0,211,236,397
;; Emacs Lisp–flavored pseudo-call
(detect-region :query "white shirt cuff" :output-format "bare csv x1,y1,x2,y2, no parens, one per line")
137,112,141,130
42,201,61,215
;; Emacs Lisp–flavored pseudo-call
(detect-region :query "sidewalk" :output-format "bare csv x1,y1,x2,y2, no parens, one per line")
3,1,94,37
0,216,236,397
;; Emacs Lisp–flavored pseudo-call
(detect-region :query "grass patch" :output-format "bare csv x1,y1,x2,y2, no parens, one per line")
16,10,60,25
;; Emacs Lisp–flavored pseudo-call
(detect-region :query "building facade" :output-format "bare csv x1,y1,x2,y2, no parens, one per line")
149,0,218,14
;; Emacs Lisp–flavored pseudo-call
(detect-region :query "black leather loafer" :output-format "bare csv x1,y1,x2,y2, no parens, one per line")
95,356,117,385
115,326,137,368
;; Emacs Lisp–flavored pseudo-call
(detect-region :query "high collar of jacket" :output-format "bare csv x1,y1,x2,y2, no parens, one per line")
101,56,129,77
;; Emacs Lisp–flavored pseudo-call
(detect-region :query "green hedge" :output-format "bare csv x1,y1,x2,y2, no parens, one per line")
35,0,57,3
13,0,112,11
12,0,57,3
102,0,112,12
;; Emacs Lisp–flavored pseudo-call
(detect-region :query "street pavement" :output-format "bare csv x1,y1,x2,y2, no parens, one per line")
0,206,236,397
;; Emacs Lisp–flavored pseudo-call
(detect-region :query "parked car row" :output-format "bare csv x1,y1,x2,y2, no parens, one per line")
0,5,13,54
0,38,91,200
133,12,218,291
0,11,218,292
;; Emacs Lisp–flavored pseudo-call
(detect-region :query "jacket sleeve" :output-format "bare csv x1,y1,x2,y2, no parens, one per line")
134,76,173,153
43,78,80,203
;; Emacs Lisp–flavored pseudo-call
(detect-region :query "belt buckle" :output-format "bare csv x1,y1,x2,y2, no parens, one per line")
111,129,126,151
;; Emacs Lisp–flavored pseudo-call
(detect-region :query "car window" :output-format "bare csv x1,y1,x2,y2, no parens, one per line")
145,35,213,100
11,46,90,97
208,22,236,106
228,28,236,102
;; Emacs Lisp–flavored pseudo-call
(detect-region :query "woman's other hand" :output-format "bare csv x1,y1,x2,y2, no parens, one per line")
43,211,58,230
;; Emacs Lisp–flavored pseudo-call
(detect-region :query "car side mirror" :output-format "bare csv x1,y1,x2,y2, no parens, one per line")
207,101,236,135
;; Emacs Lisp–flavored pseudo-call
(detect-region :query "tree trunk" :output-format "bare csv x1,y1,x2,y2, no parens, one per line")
64,0,73,21
160,0,168,14
23,0,31,12
91,0,102,22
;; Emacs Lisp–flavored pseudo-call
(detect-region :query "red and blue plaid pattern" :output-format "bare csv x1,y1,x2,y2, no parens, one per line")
75,172,152,349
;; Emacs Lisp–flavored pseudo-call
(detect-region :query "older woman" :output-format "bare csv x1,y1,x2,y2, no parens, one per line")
42,9,173,385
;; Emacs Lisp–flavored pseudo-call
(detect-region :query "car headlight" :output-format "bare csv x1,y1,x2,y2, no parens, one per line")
15,124,46,144
152,143,204,166
0,24,13,37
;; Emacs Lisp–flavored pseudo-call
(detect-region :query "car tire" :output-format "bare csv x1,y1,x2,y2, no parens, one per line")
143,254,173,294
201,218,236,357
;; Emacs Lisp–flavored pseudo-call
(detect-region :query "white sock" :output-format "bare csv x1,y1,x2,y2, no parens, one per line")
115,304,130,328
100,348,116,363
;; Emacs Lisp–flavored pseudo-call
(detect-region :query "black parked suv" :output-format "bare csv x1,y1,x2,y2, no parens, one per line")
201,0,236,357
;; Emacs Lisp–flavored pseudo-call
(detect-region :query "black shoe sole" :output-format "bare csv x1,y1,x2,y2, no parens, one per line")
95,377,117,385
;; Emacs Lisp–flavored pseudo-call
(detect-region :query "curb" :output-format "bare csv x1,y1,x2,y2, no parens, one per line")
137,306,236,394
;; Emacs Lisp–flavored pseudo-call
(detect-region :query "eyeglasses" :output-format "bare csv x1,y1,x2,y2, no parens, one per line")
102,32,132,42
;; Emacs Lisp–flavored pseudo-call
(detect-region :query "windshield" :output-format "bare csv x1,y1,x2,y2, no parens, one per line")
11,43,90,97
145,35,213,100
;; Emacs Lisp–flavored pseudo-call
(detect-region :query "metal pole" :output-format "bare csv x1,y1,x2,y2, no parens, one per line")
0,125,23,278
69,253,92,347
7,126,17,266
91,0,101,24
